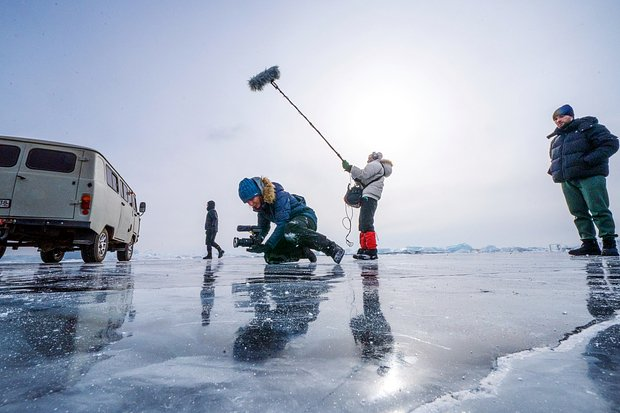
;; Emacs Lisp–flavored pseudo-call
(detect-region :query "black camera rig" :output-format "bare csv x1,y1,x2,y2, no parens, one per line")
233,225,262,248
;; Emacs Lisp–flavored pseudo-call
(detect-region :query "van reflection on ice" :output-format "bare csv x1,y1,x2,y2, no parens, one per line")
0,262,135,405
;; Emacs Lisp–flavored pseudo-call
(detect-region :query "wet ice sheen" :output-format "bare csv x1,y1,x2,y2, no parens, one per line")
0,253,618,412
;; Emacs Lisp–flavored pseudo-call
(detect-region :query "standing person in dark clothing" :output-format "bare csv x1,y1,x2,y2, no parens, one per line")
204,200,224,259
547,104,619,256
342,152,393,260
237,176,345,264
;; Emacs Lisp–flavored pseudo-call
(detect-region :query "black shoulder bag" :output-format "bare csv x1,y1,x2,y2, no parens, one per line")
343,170,384,208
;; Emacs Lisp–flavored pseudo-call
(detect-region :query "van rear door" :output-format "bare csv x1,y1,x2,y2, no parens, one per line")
0,142,25,213
115,181,134,242
10,144,84,219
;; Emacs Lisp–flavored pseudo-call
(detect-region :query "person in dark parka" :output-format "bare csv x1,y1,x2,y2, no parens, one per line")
547,104,619,256
204,200,224,259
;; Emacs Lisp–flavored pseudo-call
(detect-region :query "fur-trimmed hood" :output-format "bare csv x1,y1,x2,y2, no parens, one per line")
255,176,276,204
240,176,276,204
379,159,393,178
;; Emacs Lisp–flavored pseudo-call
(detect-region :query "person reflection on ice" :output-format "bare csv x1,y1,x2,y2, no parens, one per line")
583,259,620,408
349,262,394,366
232,265,330,361
201,260,222,326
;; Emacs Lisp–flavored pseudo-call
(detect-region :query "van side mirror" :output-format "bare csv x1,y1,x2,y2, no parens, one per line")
139,202,146,215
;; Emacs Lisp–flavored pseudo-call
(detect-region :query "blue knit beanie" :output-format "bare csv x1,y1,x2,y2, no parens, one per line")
553,104,574,120
238,177,261,202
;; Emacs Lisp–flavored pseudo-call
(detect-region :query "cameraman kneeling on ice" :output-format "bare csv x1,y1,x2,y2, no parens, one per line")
238,176,345,264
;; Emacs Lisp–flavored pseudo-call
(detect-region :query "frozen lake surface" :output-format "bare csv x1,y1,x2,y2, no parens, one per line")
0,252,618,412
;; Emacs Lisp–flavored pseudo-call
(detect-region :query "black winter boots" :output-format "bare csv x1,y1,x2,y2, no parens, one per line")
602,237,619,256
204,247,224,259
568,239,601,256
568,238,620,256
353,249,378,260
302,247,317,263
327,242,345,264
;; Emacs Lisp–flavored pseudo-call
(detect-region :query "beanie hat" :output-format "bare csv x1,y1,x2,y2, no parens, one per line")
238,177,261,203
370,151,383,160
552,104,574,120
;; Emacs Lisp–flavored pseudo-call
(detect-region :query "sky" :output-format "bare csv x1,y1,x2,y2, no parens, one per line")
2,0,620,256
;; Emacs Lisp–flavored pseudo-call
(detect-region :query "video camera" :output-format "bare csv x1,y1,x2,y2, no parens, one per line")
233,225,262,248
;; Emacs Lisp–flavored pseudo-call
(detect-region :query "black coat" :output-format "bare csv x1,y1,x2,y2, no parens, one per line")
205,208,218,232
547,116,619,183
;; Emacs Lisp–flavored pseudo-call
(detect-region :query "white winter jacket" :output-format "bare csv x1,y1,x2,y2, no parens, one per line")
350,159,393,201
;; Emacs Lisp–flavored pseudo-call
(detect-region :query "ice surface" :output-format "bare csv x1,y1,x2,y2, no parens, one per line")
0,253,618,412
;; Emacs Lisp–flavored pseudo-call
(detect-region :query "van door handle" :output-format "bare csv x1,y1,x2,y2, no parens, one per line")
121,202,126,206
16,175,26,180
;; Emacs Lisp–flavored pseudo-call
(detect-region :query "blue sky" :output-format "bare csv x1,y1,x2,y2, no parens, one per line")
2,1,620,255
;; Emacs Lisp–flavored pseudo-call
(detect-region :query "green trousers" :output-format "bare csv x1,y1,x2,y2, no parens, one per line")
561,175,616,240
263,216,334,264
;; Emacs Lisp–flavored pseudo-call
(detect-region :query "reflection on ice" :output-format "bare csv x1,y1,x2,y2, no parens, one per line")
0,253,618,412
0,263,134,406
586,259,620,320
350,262,406,402
350,263,394,362
584,259,620,411
201,260,222,326
231,264,342,361
415,257,620,413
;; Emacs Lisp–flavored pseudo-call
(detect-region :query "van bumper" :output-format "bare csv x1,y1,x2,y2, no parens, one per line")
0,218,93,247
5,218,91,228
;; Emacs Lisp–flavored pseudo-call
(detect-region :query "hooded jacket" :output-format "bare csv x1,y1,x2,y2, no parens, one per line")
252,177,318,249
547,116,618,183
350,159,393,201
205,202,218,232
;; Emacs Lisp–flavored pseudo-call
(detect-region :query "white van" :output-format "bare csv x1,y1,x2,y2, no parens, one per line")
0,135,146,263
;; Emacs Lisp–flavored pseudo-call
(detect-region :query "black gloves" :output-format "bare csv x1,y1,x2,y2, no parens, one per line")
247,243,271,254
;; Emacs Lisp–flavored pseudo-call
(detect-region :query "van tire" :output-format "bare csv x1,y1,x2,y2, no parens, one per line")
117,238,134,261
81,229,109,263
0,245,6,260
41,249,65,263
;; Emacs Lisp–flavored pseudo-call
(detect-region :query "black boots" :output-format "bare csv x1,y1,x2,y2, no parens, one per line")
204,248,224,259
569,239,601,256
327,243,345,264
602,237,619,256
568,238,620,256
353,249,378,260
302,247,317,263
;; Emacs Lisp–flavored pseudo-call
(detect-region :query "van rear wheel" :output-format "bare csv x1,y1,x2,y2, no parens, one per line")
117,238,134,261
41,249,65,263
81,229,109,263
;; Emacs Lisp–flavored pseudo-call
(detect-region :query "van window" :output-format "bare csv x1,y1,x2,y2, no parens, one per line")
26,148,76,173
105,164,119,192
120,181,129,201
0,144,20,167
